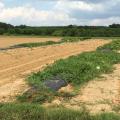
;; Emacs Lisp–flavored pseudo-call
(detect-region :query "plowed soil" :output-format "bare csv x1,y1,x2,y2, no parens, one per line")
0,39,109,102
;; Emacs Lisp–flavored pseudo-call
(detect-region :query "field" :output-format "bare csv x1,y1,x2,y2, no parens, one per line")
0,36,60,48
0,37,108,102
0,36,120,119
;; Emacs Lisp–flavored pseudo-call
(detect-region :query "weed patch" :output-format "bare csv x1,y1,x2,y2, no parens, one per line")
14,41,62,48
0,103,120,120
97,39,120,51
1,39,120,119
61,37,91,42
12,37,91,48
18,46,120,103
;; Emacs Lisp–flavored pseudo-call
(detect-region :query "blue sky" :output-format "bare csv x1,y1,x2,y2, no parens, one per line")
0,0,120,26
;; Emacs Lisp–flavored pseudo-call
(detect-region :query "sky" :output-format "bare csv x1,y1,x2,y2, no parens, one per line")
0,0,120,26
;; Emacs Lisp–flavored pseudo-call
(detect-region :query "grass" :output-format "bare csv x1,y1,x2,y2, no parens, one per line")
17,40,120,103
61,37,91,42
1,103,120,120
14,41,62,48
1,39,120,119
97,39,120,51
28,51,120,86
0,103,90,120
0,35,61,38
12,37,91,48
92,113,120,120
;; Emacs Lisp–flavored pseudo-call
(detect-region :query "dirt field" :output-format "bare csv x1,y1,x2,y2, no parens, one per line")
0,36,61,48
61,64,120,114
0,39,110,102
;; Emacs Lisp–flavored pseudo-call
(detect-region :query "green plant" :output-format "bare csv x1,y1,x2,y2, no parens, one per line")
1,103,120,120
17,39,120,104
12,37,91,48
28,51,120,86
61,37,91,42
97,39,120,51
14,41,62,48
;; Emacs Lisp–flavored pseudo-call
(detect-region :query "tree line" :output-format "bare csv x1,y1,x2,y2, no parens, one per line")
0,22,120,37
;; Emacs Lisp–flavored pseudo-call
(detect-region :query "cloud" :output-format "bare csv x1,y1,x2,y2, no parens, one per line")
90,17,120,26
0,0,120,26
0,2,4,9
55,0,104,12
0,1,76,26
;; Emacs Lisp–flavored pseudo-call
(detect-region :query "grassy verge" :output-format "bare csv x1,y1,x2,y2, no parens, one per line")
14,41,62,48
61,37,91,42
1,103,120,120
97,39,120,51
0,35,61,38
17,40,120,103
12,37,91,48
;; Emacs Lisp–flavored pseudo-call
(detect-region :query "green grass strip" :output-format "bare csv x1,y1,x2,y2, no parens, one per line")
17,40,120,103
14,41,62,48
1,103,120,120
1,40,120,119
13,37,91,48
97,39,120,51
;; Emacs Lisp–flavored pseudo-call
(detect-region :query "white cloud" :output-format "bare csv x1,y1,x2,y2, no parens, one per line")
55,0,104,12
0,1,76,26
0,2,4,9
90,17,120,26
0,0,120,26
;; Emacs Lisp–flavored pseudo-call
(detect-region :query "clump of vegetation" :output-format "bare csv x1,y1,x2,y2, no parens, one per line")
13,37,91,48
14,41,62,48
97,40,120,51
5,39,120,119
0,103,120,120
92,113,120,120
61,37,91,42
17,85,57,104
28,51,120,86
17,39,120,104
18,39,120,103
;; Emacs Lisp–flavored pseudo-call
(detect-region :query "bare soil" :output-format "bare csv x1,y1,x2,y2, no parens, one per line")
54,64,120,114
0,36,60,48
0,39,109,102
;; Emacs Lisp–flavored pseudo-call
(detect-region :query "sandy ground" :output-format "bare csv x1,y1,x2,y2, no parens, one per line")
51,64,120,114
0,39,109,102
66,64,120,113
0,36,60,48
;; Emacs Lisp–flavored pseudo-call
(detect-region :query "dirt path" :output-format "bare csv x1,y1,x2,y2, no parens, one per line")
0,39,109,102
0,36,60,48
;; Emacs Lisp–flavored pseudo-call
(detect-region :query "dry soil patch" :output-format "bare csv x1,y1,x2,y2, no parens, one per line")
0,36,60,48
0,39,109,102
61,64,120,114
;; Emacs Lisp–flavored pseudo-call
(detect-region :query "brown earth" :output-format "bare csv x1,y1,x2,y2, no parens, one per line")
64,64,120,114
50,64,120,114
0,36,60,48
0,39,110,102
